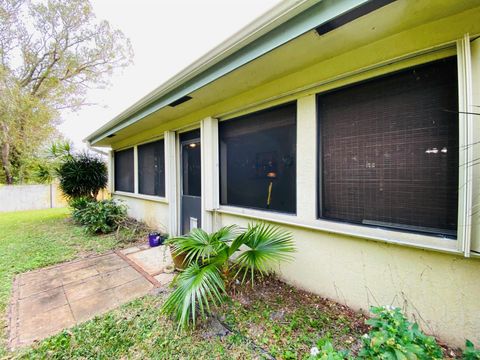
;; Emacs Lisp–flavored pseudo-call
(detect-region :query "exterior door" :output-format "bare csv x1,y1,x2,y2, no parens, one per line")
180,129,201,234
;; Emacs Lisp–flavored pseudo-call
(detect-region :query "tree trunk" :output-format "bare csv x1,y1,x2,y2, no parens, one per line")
0,120,13,184
1,141,13,184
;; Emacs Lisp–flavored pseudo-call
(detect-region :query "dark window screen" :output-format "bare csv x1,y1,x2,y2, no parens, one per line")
219,103,297,214
114,148,134,193
138,140,165,197
318,57,459,237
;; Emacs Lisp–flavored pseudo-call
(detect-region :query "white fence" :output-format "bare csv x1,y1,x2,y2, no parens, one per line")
0,183,67,212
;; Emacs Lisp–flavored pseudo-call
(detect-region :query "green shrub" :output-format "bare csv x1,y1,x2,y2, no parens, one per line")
57,152,107,200
69,196,96,224
358,306,443,360
308,306,445,360
464,340,480,360
75,199,127,234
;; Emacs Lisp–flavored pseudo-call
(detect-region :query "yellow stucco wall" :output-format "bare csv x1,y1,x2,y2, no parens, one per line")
113,194,169,232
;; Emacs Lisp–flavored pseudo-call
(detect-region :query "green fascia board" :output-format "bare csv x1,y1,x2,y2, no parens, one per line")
91,0,369,144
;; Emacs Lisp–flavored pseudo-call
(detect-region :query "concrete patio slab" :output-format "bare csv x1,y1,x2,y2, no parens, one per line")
94,254,130,273
9,251,156,349
101,265,142,288
69,288,119,323
61,266,99,285
18,287,67,319
124,245,172,275
18,305,75,345
64,275,111,302
113,277,155,303
119,246,141,255
18,268,59,286
19,277,63,299
9,246,177,350
154,272,175,286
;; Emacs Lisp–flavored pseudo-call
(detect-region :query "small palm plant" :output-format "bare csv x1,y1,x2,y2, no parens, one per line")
161,223,295,329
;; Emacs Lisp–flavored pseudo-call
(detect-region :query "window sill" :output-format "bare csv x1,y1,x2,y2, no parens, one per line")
215,205,461,256
112,191,168,204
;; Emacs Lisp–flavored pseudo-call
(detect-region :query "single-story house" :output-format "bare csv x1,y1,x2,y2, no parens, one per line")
85,0,480,347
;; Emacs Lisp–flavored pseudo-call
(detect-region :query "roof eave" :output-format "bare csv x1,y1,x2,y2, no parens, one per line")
85,0,370,146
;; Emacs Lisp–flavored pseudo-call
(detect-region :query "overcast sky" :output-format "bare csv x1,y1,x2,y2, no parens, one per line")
58,0,281,150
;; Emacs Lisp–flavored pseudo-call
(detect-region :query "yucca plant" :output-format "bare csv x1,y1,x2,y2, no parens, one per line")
57,152,107,200
161,223,295,330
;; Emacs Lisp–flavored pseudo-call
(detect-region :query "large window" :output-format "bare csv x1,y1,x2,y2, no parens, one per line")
219,103,297,213
114,148,134,193
138,140,165,197
317,57,459,237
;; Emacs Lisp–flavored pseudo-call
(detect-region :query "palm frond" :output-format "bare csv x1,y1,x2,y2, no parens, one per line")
160,263,226,330
35,163,55,183
233,223,296,284
228,230,248,257
211,224,242,243
168,225,240,265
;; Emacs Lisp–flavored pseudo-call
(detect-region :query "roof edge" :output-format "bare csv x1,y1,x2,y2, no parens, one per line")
84,0,320,144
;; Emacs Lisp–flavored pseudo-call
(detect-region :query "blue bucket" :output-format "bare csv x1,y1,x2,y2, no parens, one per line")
148,232,163,247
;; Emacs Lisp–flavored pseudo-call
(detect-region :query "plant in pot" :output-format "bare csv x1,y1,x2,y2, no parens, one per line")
170,244,188,270
161,223,295,330
164,232,189,270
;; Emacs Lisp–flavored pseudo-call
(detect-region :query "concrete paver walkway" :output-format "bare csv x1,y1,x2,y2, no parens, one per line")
9,245,175,349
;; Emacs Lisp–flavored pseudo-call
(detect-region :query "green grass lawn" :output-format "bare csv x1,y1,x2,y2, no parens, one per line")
16,296,256,359
0,208,120,357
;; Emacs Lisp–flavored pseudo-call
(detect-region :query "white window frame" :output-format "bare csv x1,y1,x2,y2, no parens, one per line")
135,137,168,200
216,104,298,215
470,37,480,254
112,137,168,203
456,34,474,257
112,146,135,195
